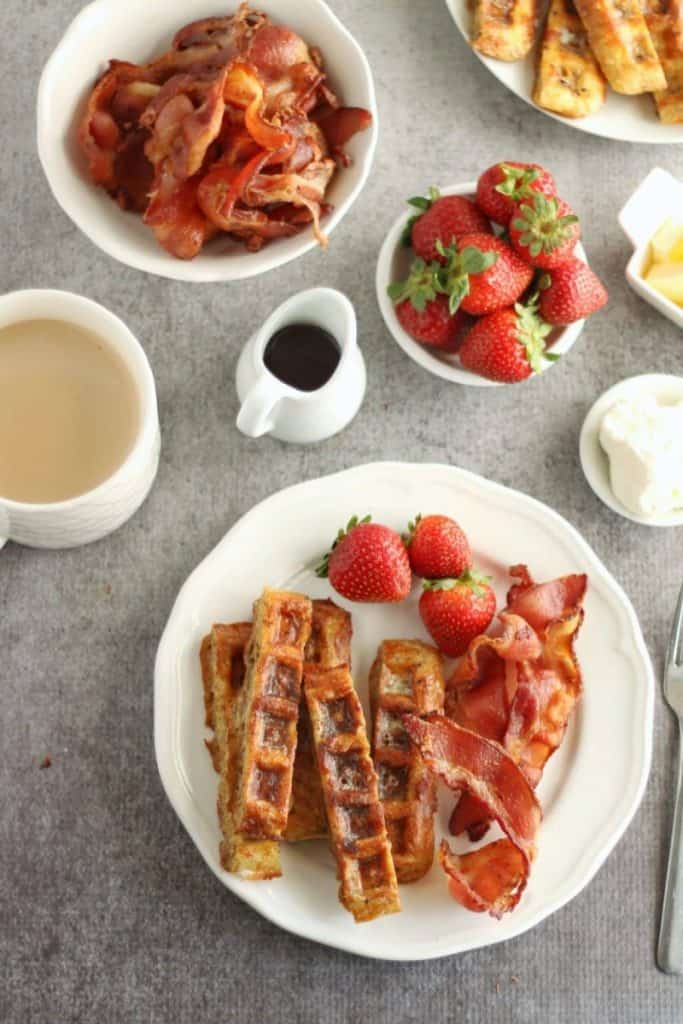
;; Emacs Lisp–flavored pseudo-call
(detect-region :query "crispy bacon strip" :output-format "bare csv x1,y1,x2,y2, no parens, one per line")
447,567,586,840
404,715,541,918
142,66,229,179
144,166,215,260
78,3,372,257
224,61,293,152
440,839,528,917
79,61,154,190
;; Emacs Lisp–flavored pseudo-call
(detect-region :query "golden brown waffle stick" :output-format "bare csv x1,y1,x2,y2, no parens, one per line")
642,1,683,122
471,0,540,62
304,665,401,922
231,589,312,840
573,0,665,93
369,640,445,883
200,623,281,879
533,0,607,118
285,599,352,842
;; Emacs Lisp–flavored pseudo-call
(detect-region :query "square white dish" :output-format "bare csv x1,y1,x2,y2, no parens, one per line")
620,167,683,330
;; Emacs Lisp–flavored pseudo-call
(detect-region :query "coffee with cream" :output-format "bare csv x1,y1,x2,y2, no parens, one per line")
0,319,140,503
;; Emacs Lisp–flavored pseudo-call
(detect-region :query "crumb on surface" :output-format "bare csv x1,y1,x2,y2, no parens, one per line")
39,756,52,770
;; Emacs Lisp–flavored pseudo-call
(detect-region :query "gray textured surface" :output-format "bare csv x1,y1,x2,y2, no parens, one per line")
2,0,683,1021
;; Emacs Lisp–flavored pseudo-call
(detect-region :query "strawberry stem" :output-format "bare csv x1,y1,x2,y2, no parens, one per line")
422,569,491,595
315,514,372,577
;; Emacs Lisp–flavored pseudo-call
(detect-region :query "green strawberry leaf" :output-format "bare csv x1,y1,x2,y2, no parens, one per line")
315,514,371,577
388,258,442,310
459,246,498,276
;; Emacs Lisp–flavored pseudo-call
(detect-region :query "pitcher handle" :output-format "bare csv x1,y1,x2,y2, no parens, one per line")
236,373,283,438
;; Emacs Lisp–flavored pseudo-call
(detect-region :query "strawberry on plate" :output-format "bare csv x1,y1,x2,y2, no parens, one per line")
539,259,608,325
475,162,557,226
509,195,580,269
405,514,472,579
439,234,534,316
316,515,412,603
388,257,467,350
419,571,496,657
409,191,492,262
459,296,554,383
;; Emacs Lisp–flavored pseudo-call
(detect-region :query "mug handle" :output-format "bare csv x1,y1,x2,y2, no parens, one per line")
236,374,283,438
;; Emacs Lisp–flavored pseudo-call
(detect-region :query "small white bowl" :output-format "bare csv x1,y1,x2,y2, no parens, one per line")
620,167,683,330
579,373,683,528
375,182,587,387
37,0,378,282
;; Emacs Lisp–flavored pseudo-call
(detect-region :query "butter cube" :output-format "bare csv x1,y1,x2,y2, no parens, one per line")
651,219,683,264
645,262,683,305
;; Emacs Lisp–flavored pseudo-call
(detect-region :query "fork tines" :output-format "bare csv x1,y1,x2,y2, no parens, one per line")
370,640,445,883
304,665,401,922
200,622,282,879
231,589,313,840
284,599,352,842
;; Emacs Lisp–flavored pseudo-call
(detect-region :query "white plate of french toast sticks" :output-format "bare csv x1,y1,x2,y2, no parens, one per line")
154,462,653,960
446,1,683,144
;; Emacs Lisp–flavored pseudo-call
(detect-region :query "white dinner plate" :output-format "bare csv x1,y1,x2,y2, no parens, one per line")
154,462,654,960
445,0,683,145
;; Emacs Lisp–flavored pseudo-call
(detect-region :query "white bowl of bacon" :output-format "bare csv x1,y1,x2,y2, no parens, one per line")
37,0,377,281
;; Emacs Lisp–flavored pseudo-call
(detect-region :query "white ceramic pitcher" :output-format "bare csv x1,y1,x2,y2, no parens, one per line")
236,288,366,444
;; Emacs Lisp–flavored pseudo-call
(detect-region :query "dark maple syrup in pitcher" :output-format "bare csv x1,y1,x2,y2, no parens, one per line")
264,323,341,392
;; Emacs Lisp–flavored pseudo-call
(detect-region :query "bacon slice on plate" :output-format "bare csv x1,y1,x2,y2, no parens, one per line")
447,566,586,840
404,715,541,918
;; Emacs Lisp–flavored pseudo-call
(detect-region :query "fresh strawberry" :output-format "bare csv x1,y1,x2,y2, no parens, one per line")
539,259,608,325
388,257,466,350
410,193,492,262
439,234,534,316
316,516,412,603
509,195,580,269
475,162,557,226
405,514,472,579
459,296,554,383
419,571,496,657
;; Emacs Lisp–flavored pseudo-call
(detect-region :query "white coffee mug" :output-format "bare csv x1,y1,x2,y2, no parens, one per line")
0,289,161,549
235,287,366,444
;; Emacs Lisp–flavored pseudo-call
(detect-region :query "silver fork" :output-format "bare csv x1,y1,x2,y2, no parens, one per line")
657,582,683,974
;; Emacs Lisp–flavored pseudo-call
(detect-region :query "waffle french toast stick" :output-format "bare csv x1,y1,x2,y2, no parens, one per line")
369,640,445,883
573,0,666,93
533,0,607,117
304,666,401,922
471,0,540,62
231,589,312,839
284,600,352,842
643,1,683,122
200,623,282,879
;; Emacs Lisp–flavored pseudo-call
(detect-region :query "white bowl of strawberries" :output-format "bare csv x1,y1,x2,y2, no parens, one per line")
376,161,608,386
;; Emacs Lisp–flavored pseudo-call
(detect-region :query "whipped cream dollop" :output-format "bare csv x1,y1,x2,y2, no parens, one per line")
599,393,683,519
